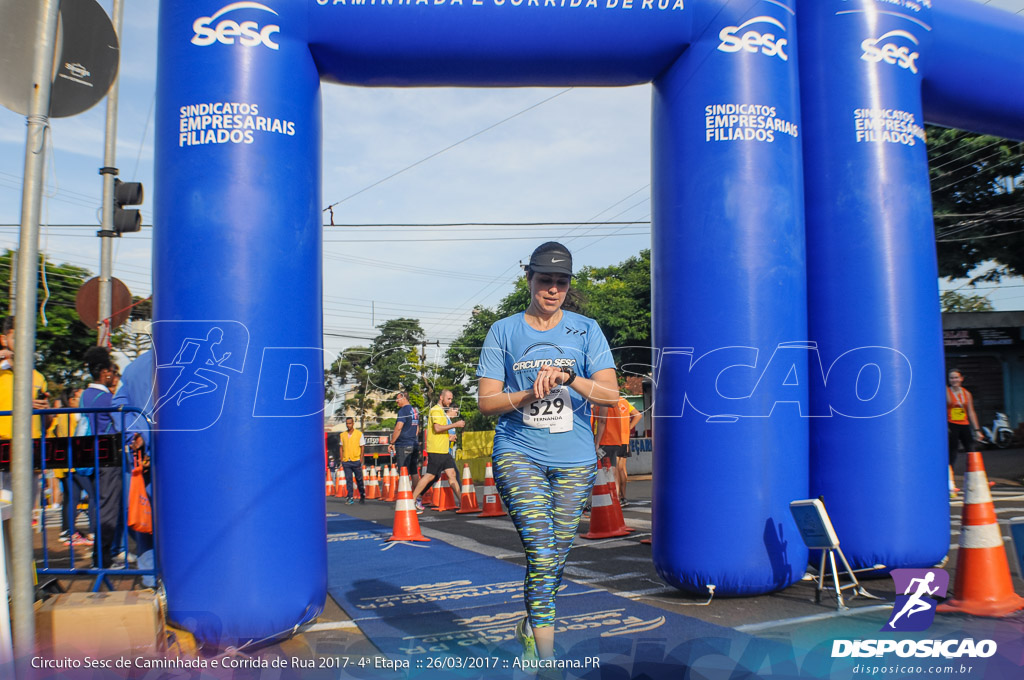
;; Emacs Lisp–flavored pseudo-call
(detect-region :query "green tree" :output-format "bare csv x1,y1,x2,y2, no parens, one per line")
366,318,426,407
325,346,373,428
940,290,994,313
579,250,652,370
928,126,1024,281
0,250,95,387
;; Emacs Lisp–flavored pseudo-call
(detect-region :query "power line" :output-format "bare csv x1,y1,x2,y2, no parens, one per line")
937,227,1024,243
322,87,574,213
324,231,649,244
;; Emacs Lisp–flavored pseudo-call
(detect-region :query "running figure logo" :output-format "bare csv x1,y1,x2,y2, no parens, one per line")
882,568,950,632
152,321,248,431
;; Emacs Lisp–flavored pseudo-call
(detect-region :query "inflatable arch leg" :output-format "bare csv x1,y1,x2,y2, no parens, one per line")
154,3,326,644
799,1,949,571
651,1,808,595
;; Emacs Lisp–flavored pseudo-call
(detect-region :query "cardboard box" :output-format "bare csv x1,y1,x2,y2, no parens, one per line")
36,590,163,658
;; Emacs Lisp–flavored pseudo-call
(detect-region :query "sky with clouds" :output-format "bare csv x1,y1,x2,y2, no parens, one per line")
0,0,1022,364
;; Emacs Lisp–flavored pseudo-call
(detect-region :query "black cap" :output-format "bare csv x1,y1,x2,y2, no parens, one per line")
528,241,573,276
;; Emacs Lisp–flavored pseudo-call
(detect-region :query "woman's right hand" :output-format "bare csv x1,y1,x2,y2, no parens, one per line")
532,365,565,399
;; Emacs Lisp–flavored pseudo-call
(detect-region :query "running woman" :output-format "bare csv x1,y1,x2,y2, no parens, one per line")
477,242,619,660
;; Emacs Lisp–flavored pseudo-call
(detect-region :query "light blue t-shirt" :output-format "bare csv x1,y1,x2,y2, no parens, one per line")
476,311,614,467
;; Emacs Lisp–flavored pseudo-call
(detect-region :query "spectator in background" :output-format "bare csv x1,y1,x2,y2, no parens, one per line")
593,397,642,506
80,346,121,568
49,387,92,546
326,427,341,479
0,316,51,530
339,417,366,505
947,368,984,499
387,391,420,483
0,315,50,443
112,350,155,579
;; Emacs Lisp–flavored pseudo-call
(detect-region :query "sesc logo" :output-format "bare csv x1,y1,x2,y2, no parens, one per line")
717,16,789,62
192,2,281,50
861,30,920,74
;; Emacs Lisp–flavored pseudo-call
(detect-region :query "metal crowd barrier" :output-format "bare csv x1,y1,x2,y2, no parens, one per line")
0,406,157,592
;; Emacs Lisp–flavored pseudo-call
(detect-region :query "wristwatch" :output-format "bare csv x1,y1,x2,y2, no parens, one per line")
561,367,577,386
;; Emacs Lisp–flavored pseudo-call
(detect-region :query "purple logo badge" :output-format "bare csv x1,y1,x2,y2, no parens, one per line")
882,568,949,632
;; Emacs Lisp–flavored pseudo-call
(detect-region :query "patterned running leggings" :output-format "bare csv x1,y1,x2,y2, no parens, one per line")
492,451,597,628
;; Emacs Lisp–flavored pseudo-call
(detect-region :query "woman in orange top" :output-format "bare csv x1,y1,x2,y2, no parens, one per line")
947,369,983,467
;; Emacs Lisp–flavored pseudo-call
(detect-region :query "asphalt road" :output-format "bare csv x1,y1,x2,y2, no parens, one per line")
166,449,1024,679
323,448,1024,631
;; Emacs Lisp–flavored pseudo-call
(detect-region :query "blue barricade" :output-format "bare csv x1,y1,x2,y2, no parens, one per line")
0,406,157,592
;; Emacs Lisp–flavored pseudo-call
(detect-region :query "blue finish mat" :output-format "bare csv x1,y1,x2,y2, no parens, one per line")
325,515,792,678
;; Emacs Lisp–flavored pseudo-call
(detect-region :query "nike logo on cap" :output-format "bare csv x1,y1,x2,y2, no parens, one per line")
551,258,565,263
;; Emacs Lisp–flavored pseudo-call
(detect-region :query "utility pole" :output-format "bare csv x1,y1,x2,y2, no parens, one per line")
97,0,125,346
10,2,61,675
420,339,440,406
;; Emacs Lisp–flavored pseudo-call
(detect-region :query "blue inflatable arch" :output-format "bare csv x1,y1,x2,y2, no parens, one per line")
154,0,1024,642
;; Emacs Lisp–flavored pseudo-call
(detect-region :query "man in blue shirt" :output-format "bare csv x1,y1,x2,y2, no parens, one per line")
81,346,120,568
111,350,155,580
387,391,420,484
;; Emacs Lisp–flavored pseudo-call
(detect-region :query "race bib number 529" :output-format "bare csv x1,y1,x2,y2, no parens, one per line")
523,385,573,433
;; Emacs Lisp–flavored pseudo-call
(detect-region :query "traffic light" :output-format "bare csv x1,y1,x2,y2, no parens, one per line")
113,178,144,234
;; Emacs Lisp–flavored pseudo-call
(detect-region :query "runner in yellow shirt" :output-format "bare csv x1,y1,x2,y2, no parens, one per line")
411,389,465,512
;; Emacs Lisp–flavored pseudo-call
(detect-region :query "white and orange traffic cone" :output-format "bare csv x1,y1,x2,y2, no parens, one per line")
457,464,481,514
336,471,348,498
387,467,430,542
381,465,393,502
433,476,458,512
366,466,380,500
938,451,1024,617
478,462,506,518
603,459,635,533
387,465,399,501
581,467,630,540
325,471,335,497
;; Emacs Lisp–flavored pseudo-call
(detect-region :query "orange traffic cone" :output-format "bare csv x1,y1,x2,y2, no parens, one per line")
388,465,400,501
581,466,630,540
336,471,348,498
366,466,380,500
351,472,362,500
603,459,635,533
433,476,458,512
425,476,439,507
938,451,1024,617
325,471,335,497
457,464,481,514
478,462,506,518
382,466,395,502
387,467,430,542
